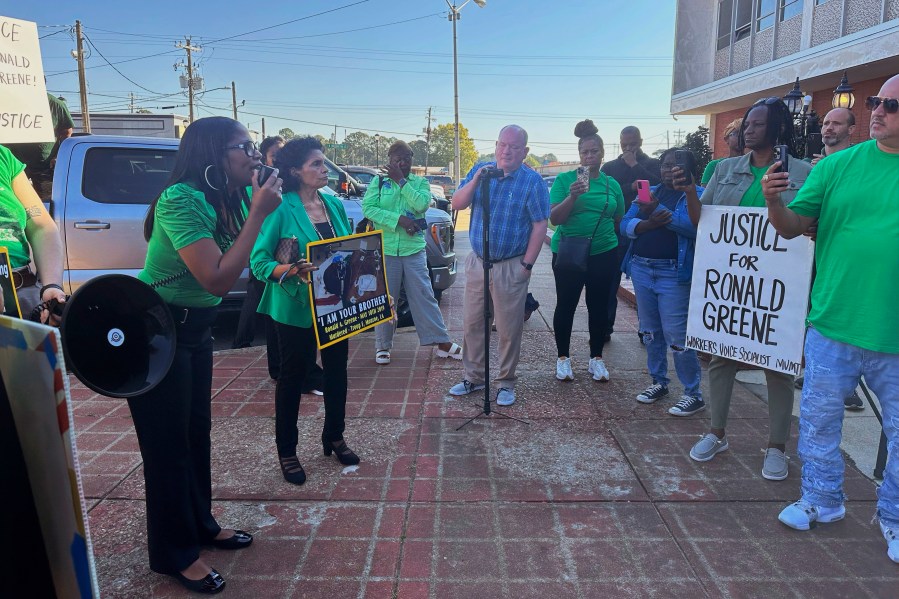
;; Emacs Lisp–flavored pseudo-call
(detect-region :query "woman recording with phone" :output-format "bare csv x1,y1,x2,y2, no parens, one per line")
134,116,283,594
684,97,811,481
251,137,359,488
621,147,704,416
549,119,624,383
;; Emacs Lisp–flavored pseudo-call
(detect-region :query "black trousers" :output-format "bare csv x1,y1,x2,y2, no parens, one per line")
552,248,618,358
274,321,348,457
606,235,629,332
126,305,221,575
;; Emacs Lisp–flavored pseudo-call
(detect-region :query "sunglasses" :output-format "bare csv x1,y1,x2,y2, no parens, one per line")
754,96,784,107
224,141,258,157
866,96,899,114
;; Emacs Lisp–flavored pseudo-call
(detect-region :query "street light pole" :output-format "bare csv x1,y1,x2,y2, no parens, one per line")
447,0,486,190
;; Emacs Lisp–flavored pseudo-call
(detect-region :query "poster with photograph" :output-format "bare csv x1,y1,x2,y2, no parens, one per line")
307,230,393,349
0,16,55,144
685,206,814,375
0,247,22,317
0,316,98,598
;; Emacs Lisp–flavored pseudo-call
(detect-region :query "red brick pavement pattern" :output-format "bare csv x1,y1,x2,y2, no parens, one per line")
71,233,897,598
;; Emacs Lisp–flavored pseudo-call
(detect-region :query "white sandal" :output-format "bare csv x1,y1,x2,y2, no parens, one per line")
435,342,463,360
375,350,391,365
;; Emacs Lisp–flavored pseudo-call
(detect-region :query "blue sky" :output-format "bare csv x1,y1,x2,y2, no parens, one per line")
12,0,704,162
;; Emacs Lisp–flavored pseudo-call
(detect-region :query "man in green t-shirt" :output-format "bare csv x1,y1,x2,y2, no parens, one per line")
763,74,899,565
6,92,75,199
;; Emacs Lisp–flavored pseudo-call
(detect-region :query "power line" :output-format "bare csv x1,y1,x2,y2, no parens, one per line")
82,34,163,94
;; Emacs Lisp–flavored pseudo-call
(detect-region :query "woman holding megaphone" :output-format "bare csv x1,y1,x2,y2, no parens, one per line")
132,117,282,594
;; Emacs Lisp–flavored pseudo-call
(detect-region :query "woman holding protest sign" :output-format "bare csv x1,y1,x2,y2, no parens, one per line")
621,147,704,417
135,117,283,593
684,98,811,481
251,137,359,487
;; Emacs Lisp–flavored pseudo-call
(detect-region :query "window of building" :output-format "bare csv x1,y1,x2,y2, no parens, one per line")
815,0,832,5
717,0,734,50
781,0,803,20
757,0,776,31
734,0,753,41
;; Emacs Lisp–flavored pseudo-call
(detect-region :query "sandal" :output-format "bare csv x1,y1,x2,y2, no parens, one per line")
279,455,306,485
435,342,463,360
375,350,391,365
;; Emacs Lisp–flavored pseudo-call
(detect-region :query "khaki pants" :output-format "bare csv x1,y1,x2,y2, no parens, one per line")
461,252,530,389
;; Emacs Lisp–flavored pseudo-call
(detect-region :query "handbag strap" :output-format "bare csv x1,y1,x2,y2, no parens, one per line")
585,175,610,241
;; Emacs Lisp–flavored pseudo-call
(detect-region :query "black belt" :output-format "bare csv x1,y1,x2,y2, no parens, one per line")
12,267,37,289
168,304,218,326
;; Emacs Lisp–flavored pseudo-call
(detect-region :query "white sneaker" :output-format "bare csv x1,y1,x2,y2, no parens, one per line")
556,357,574,381
880,520,899,563
588,357,609,382
496,387,516,406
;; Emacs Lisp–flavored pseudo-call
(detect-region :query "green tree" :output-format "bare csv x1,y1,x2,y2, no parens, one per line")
429,123,477,177
683,125,713,178
278,127,296,140
409,139,430,167
524,155,540,168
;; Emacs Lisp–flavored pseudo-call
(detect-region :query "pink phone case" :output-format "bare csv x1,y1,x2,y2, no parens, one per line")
636,180,652,204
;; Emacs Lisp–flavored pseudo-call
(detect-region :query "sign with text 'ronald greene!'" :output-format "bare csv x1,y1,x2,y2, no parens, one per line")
0,16,54,144
685,206,814,376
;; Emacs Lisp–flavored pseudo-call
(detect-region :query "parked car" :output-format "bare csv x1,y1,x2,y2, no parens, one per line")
341,165,380,195
49,135,456,309
543,175,556,190
425,174,455,197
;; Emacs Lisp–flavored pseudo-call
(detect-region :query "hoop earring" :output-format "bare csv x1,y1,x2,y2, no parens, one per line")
204,164,228,191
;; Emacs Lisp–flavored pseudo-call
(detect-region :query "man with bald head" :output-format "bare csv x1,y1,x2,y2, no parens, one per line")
809,107,856,166
449,125,550,407
762,74,899,564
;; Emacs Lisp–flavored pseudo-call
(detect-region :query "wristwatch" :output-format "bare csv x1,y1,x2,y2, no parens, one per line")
520,260,533,271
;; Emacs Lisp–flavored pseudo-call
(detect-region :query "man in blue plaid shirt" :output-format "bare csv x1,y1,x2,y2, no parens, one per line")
448,125,550,406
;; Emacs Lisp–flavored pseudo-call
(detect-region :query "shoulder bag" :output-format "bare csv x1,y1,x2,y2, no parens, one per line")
554,176,610,272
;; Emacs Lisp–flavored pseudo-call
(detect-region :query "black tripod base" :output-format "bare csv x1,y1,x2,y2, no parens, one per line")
456,404,530,430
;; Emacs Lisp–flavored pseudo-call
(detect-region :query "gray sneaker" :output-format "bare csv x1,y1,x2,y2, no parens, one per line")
762,448,790,481
689,433,729,462
449,380,486,396
496,387,516,406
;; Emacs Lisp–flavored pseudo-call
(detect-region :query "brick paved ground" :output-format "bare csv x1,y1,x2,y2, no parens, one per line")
72,232,896,598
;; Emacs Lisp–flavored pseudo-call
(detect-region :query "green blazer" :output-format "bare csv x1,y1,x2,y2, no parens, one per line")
251,190,352,328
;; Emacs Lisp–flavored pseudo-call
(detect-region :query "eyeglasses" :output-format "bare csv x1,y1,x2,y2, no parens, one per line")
224,141,258,157
866,96,899,114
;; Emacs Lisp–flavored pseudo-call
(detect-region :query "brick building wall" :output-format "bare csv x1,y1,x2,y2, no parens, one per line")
709,75,890,159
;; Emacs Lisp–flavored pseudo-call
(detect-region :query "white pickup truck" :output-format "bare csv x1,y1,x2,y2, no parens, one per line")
49,134,456,307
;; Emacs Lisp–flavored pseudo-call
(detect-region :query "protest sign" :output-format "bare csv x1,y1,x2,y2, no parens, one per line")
307,230,393,349
0,16,54,144
0,246,22,317
1,316,99,597
685,206,813,375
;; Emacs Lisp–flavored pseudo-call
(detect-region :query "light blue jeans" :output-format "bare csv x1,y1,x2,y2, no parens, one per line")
375,251,452,351
800,327,899,526
629,256,701,398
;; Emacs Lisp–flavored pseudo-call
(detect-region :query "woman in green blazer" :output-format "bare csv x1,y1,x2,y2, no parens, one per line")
251,137,358,485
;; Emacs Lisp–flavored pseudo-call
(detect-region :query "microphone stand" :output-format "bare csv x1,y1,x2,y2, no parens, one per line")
457,172,529,430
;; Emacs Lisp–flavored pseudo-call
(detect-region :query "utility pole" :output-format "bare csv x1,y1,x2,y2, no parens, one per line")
333,124,338,161
666,130,670,149
673,129,685,146
231,81,238,120
74,20,91,133
424,106,434,173
176,37,201,123
262,117,266,138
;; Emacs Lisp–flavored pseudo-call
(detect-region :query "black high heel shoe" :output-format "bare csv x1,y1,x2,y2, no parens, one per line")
279,455,307,485
172,568,226,594
211,530,253,550
323,439,360,466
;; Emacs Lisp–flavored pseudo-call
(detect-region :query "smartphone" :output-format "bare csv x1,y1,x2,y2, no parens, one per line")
674,149,692,182
256,164,276,186
636,179,652,204
414,218,428,232
774,145,789,172
576,165,589,187
806,133,823,157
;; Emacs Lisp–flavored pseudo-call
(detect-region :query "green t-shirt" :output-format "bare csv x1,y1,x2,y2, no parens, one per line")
549,170,624,256
788,140,899,354
139,182,241,307
701,158,723,186
0,145,30,269
739,164,768,207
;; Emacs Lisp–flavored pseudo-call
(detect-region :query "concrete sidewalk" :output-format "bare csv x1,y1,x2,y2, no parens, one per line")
72,221,895,598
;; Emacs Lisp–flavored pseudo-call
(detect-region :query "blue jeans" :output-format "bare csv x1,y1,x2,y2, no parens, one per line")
799,327,899,525
629,256,701,398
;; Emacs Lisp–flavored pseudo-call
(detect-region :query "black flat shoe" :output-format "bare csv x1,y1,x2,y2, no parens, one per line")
211,530,253,550
279,455,307,485
323,439,360,466
172,568,226,594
